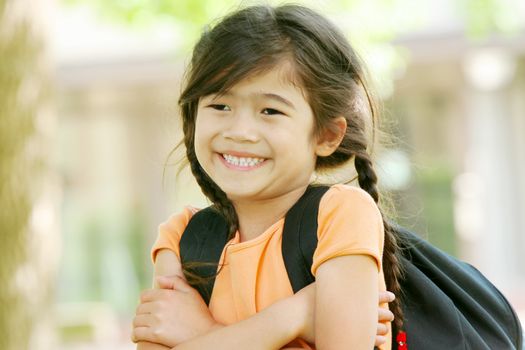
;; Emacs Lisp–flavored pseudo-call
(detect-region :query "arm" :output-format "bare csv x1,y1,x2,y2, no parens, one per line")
170,284,392,350
135,249,308,349
315,254,378,350
172,292,306,350
152,249,184,284
135,250,390,349
136,249,183,350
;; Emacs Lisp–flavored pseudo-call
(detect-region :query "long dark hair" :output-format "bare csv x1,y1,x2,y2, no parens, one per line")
178,4,404,330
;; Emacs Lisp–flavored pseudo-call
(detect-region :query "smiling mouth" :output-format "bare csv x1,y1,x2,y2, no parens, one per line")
221,153,266,167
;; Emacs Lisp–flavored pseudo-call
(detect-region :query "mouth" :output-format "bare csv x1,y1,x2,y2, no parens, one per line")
220,153,267,169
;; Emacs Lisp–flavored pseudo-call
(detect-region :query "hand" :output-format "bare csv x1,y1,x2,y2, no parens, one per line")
376,291,395,347
132,275,221,347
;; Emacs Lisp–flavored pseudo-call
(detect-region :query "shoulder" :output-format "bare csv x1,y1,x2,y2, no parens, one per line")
322,183,376,201
152,206,201,262
312,184,385,275
319,184,381,219
158,205,200,237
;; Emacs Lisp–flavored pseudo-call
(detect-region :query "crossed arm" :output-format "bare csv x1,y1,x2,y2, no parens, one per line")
133,249,392,350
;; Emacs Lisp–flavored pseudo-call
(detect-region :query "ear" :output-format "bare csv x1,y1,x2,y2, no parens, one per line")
315,116,347,157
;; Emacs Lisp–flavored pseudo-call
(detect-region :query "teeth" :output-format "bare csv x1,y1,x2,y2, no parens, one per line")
222,154,265,167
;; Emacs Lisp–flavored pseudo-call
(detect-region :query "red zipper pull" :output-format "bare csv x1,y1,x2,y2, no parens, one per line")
396,331,407,350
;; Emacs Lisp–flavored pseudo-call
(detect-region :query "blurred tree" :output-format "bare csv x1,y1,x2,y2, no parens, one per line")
0,0,52,349
62,0,523,45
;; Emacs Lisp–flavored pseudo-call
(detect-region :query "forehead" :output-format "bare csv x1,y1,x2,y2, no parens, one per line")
220,62,309,103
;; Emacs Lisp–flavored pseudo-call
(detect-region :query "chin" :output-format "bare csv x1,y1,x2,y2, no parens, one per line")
224,189,259,201
218,183,263,201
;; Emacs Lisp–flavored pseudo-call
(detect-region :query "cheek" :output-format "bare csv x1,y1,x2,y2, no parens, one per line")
193,122,206,162
194,114,215,162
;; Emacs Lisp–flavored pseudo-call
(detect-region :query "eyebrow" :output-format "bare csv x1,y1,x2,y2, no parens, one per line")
218,91,296,110
259,93,296,110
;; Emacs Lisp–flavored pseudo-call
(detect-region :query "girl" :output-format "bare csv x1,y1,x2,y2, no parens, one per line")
133,4,402,350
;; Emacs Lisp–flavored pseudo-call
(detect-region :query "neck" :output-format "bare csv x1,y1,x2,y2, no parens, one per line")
232,185,309,242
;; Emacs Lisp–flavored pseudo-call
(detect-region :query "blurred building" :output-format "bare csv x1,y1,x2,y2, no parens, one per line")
52,6,187,348
389,28,525,318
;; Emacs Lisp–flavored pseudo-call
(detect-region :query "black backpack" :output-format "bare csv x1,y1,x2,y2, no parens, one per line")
180,185,523,350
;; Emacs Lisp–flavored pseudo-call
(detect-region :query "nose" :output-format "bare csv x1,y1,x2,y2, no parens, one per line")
222,109,259,143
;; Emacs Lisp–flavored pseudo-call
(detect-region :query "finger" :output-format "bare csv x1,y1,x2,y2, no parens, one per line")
156,275,176,289
374,335,387,347
131,330,137,343
378,308,395,323
141,288,173,303
136,301,157,316
140,289,158,303
132,326,156,344
376,322,388,336
378,291,395,304
170,275,194,293
133,314,155,328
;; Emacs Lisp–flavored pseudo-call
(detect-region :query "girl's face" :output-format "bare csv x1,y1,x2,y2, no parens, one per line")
194,63,325,203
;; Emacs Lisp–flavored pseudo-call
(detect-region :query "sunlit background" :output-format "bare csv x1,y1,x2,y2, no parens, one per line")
1,0,524,349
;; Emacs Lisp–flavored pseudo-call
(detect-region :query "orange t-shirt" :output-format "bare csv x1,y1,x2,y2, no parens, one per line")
152,184,391,349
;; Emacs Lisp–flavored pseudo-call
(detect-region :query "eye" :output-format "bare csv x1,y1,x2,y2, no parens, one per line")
261,108,284,116
208,104,231,112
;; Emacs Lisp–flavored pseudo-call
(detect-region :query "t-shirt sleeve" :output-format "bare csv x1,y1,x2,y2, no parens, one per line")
311,185,385,276
151,206,197,263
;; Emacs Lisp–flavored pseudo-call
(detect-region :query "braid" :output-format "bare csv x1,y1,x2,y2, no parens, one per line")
354,155,378,202
177,106,238,288
182,104,239,239
355,152,404,332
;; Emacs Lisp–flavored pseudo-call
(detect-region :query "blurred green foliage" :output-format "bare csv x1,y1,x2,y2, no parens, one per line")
62,0,522,42
126,206,150,289
59,324,94,343
62,0,239,49
61,0,523,96
417,165,457,255
59,0,425,97
460,0,524,38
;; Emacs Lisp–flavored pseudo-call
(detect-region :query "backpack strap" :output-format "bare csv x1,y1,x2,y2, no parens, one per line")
180,185,330,302
179,206,229,305
281,185,330,292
